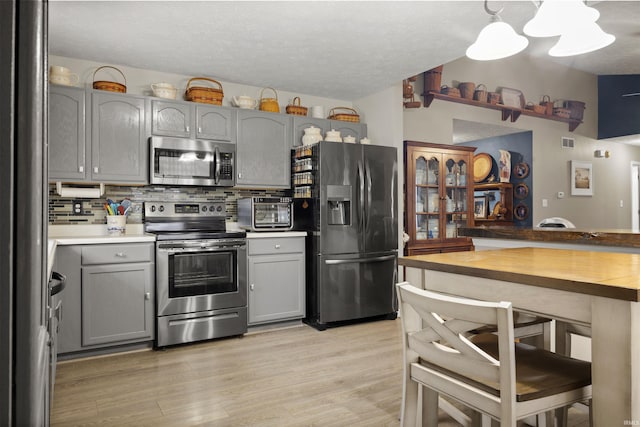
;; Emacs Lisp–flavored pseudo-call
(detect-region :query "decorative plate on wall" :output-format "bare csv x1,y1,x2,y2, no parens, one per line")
514,183,529,199
514,162,530,179
473,153,492,183
514,203,529,220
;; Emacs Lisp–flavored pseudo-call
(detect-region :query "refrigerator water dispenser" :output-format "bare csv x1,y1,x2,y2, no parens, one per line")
328,200,350,225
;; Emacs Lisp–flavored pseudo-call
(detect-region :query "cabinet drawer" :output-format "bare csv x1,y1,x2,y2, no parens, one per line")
81,243,153,265
249,237,304,255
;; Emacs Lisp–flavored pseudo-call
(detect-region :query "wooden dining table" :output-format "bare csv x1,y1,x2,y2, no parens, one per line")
399,247,640,426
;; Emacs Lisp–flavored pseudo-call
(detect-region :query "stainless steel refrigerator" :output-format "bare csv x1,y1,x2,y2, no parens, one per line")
1,1,51,424
294,142,398,330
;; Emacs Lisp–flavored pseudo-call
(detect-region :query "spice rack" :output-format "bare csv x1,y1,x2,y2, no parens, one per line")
422,91,582,132
292,145,316,198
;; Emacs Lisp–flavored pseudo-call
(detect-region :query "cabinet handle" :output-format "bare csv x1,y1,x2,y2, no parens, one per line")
93,166,99,173
198,127,202,133
274,244,281,249
115,252,126,257
79,166,84,173
250,284,255,291
238,172,242,179
145,292,150,300
186,125,190,132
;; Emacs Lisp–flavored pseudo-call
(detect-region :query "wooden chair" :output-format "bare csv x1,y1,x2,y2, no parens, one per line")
396,282,592,427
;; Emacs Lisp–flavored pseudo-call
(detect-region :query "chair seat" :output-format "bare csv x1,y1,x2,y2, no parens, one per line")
417,333,592,403
471,312,551,335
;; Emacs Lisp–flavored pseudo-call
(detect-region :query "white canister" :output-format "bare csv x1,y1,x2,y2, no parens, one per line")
106,216,126,236
343,135,356,144
310,105,324,119
325,129,342,142
302,126,322,145
49,65,79,86
151,82,178,99
360,137,371,144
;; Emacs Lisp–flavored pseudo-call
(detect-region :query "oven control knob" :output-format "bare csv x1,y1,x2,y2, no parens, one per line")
158,205,164,212
216,205,223,212
150,205,156,212
202,206,207,212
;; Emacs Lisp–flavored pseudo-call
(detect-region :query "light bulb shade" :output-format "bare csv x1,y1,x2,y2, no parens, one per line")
466,21,529,61
548,22,615,57
524,0,600,38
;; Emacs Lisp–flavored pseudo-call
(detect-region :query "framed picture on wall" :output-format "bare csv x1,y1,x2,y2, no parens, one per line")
474,196,487,219
571,160,593,196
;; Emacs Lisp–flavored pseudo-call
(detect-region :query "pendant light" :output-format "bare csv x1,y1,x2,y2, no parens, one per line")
524,0,600,38
548,21,615,57
466,1,529,61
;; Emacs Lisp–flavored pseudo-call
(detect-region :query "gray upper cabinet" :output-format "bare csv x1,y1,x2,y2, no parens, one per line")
292,116,330,147
330,121,367,142
236,109,292,188
91,91,149,183
151,99,236,142
49,85,87,181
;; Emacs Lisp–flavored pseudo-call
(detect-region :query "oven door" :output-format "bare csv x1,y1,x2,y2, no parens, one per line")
156,240,247,316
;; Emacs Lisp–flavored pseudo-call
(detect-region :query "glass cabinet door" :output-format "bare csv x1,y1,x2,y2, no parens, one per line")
413,153,440,241
443,156,469,239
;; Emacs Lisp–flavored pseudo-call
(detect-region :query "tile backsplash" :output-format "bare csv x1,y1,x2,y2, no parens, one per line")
48,184,289,225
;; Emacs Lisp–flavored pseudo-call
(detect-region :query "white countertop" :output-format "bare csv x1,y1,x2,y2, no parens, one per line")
246,231,308,238
49,224,156,245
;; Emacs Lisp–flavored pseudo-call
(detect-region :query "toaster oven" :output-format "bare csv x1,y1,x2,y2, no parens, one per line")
237,197,293,231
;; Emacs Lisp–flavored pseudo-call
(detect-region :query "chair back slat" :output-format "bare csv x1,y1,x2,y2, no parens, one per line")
397,282,514,386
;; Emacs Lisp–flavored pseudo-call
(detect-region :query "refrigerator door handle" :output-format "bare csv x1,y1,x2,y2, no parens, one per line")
324,254,396,265
357,161,365,233
364,160,372,231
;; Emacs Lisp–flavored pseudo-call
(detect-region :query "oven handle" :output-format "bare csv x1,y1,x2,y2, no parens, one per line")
158,244,244,254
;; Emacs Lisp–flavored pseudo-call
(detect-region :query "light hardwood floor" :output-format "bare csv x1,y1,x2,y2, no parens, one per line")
51,319,589,426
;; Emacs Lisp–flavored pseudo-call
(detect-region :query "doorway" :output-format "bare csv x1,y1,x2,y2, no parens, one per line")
631,162,640,231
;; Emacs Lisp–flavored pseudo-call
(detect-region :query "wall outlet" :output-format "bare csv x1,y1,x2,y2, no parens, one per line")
542,199,548,207
620,200,624,208
557,191,565,199
72,199,83,215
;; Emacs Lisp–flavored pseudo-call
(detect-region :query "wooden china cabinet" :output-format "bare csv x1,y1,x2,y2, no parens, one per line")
404,141,476,255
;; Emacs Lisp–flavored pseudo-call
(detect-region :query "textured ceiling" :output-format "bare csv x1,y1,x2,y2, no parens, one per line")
48,1,640,101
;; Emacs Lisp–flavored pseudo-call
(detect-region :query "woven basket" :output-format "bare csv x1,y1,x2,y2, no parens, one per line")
440,85,460,98
488,92,501,105
540,95,553,116
473,84,488,103
286,97,308,116
185,77,223,105
525,102,546,115
328,107,360,123
259,87,280,113
424,65,443,92
92,66,126,93
562,100,586,121
458,82,475,100
553,107,572,119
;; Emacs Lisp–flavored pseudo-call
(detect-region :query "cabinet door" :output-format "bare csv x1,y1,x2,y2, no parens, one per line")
442,152,471,238
151,100,192,138
236,110,292,188
292,116,330,147
81,262,153,346
49,85,86,181
330,121,367,142
248,252,305,325
410,149,443,244
196,105,236,142
90,92,149,183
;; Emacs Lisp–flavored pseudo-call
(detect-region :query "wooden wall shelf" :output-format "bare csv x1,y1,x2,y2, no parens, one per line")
422,91,582,132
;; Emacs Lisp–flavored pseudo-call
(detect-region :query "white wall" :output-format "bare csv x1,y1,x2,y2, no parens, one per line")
404,54,640,229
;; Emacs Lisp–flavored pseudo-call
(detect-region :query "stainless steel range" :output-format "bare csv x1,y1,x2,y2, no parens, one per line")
144,201,247,347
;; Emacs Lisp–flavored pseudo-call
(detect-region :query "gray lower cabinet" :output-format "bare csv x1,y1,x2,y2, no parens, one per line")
49,84,86,181
151,99,236,141
247,236,305,325
90,91,149,183
54,243,154,355
236,109,292,188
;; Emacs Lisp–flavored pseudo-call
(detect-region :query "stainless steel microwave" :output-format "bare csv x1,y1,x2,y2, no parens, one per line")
150,136,235,186
237,197,293,231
